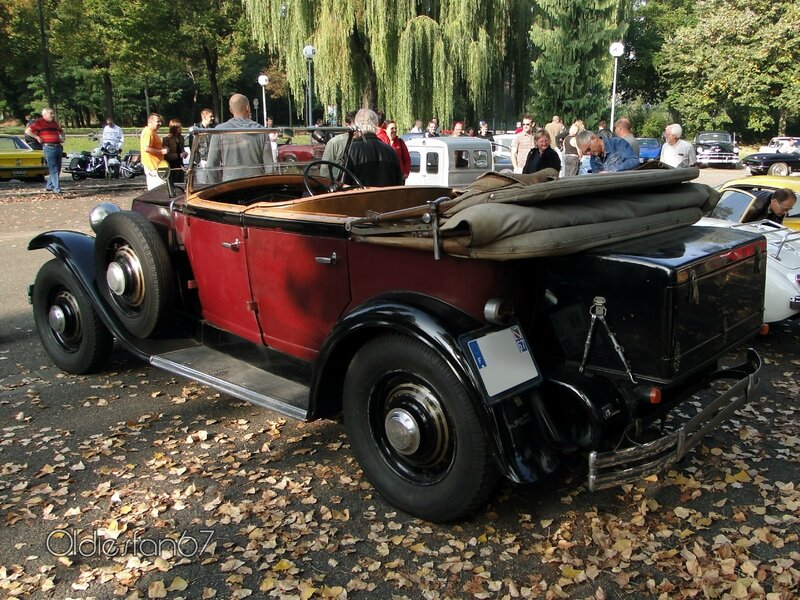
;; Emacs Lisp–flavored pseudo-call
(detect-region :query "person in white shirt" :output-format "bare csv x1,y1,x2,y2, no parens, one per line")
101,117,124,150
659,123,695,168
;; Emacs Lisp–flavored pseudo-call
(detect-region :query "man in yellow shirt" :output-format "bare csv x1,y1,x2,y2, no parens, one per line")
140,113,167,190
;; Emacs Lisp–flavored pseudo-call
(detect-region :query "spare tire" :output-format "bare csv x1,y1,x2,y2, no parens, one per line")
95,211,175,338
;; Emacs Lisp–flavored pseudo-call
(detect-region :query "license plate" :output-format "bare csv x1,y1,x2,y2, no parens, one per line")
12,170,26,176
464,325,541,402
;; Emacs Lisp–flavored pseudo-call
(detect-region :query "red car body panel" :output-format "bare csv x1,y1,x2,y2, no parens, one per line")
183,216,262,344
246,228,350,361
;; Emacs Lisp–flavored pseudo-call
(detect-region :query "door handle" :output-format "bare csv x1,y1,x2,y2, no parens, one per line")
315,251,337,265
222,239,240,251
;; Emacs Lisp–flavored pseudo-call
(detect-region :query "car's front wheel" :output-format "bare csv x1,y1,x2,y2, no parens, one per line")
343,335,498,522
32,259,113,374
95,211,175,339
768,162,790,176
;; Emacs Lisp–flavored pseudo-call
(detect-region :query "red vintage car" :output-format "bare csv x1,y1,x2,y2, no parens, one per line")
29,128,765,522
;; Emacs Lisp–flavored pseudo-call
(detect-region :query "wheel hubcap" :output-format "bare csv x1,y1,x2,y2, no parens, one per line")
48,305,67,334
375,380,452,479
385,408,421,455
47,290,82,349
105,245,145,306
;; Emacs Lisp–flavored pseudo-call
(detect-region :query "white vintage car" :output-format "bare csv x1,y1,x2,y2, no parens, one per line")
698,185,800,323
757,137,800,154
405,137,495,188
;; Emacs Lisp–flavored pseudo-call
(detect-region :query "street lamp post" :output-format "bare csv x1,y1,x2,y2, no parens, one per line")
609,41,624,128
257,74,269,126
303,45,316,126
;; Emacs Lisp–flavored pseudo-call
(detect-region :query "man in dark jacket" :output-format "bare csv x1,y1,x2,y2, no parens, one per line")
344,109,403,187
746,188,797,224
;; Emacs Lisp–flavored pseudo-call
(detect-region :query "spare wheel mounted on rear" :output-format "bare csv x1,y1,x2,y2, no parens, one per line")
94,210,175,339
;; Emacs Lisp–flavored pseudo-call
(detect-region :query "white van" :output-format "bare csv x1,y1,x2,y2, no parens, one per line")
405,137,494,188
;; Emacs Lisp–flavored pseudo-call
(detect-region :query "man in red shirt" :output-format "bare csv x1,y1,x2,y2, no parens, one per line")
25,108,65,193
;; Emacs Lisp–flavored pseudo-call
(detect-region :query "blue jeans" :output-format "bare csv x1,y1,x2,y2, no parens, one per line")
43,145,63,191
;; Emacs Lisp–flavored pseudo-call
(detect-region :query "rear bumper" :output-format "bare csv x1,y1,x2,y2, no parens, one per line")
588,348,761,491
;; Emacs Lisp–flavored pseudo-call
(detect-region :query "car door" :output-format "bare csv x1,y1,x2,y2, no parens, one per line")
243,218,351,362
183,209,263,343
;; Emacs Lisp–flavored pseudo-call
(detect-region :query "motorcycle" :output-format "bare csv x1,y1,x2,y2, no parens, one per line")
120,150,144,179
63,134,122,180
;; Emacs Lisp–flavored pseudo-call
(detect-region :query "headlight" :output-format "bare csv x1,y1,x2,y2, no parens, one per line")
89,203,121,233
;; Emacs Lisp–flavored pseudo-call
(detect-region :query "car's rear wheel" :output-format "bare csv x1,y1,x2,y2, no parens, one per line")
32,259,113,374
95,211,174,339
768,162,790,176
343,335,498,522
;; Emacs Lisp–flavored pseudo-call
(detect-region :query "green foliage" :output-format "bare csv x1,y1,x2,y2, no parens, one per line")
241,0,532,128
528,0,631,125
619,0,696,104
660,0,800,136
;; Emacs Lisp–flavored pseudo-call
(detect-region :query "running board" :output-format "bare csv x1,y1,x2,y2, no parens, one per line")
151,345,310,421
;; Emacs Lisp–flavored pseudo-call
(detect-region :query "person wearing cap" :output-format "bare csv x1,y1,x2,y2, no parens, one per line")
476,120,494,143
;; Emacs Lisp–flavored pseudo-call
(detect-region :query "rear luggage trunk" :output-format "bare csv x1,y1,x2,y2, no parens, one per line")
539,226,766,383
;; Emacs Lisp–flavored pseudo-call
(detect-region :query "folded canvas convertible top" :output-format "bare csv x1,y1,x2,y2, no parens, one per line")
352,167,718,259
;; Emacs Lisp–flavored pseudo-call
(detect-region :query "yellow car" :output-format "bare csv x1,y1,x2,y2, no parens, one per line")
716,175,800,231
0,134,48,182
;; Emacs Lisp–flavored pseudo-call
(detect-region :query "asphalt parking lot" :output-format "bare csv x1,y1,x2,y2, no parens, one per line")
0,170,797,599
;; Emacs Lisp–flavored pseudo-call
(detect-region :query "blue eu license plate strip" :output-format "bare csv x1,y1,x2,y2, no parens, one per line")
464,325,541,402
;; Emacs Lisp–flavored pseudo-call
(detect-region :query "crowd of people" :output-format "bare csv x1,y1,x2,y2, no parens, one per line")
19,98,743,194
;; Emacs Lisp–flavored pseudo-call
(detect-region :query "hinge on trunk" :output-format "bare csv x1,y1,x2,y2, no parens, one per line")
246,300,258,313
689,271,699,304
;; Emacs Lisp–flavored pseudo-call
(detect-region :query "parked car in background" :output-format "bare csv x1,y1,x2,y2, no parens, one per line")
717,176,800,231
492,133,515,167
636,137,661,163
28,135,765,522
742,145,800,177
693,131,739,168
406,136,494,188
757,137,800,154
0,134,47,182
699,176,800,322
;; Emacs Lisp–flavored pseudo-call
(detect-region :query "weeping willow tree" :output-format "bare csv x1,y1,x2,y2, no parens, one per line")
528,0,632,126
241,0,531,128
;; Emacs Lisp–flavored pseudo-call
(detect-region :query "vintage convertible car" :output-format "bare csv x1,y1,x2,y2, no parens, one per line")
757,136,800,154
0,133,48,181
742,144,800,177
719,176,800,231
699,176,800,323
28,128,765,522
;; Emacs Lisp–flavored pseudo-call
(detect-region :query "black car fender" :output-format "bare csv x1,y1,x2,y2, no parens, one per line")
309,292,559,484
28,231,150,363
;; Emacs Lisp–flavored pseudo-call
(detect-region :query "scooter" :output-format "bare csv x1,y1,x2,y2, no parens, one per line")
63,134,122,180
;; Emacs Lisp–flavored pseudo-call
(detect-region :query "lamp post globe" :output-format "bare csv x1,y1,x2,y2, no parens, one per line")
257,75,269,126
302,45,316,126
608,42,624,127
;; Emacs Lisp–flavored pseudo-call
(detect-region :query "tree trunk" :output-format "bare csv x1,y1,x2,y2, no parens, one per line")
203,45,222,121
36,0,54,108
103,67,114,120
778,109,787,136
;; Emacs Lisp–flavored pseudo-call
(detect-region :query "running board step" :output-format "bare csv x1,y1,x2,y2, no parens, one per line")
151,345,310,421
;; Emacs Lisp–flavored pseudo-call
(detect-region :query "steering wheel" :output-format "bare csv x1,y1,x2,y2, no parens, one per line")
303,160,364,196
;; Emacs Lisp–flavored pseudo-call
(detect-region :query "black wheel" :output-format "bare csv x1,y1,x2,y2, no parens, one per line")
32,259,113,374
768,162,789,176
95,211,175,338
343,335,498,522
121,165,135,179
303,159,365,196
